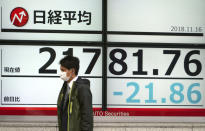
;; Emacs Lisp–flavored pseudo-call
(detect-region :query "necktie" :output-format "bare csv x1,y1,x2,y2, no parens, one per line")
63,85,70,110
66,85,70,96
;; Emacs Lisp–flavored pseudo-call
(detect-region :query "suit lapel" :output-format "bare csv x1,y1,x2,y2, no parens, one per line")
62,82,69,111
58,82,67,108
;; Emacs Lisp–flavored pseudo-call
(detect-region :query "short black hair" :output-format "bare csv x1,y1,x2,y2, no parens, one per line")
59,55,80,75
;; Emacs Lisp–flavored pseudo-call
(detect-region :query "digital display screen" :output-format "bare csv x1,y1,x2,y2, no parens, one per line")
0,0,205,117
0,45,102,108
108,0,205,43
0,0,102,41
107,47,205,108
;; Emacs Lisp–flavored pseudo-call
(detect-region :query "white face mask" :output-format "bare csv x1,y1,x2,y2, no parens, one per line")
60,72,71,81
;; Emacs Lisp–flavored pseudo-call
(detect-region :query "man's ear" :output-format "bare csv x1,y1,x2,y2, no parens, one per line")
71,68,76,75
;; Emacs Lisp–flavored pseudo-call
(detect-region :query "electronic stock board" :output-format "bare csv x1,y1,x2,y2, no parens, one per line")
0,0,205,117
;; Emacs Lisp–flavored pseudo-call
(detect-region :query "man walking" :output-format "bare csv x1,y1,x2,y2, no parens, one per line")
57,55,93,131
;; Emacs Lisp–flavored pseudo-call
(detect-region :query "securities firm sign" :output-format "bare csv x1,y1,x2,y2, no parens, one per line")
0,0,102,39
